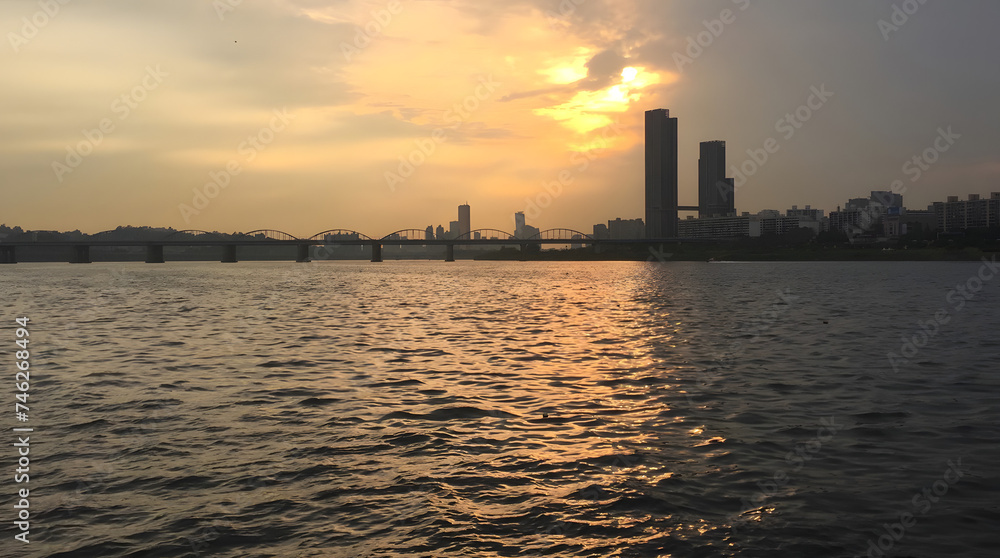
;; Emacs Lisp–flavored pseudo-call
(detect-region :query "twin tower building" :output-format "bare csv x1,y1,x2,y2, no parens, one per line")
645,109,736,239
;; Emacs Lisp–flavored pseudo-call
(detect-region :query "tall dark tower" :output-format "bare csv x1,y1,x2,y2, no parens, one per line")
645,109,679,238
698,141,735,218
458,203,471,237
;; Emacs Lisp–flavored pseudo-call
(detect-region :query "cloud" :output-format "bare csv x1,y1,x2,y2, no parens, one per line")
1,0,1000,235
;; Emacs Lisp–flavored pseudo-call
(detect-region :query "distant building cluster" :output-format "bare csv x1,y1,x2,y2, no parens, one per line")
396,111,997,246
824,191,1000,242
637,107,998,242
640,109,740,239
427,203,479,240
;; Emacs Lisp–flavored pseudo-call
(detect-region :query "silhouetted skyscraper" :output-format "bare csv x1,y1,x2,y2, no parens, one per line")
514,211,526,237
699,141,735,218
458,204,471,238
645,109,678,238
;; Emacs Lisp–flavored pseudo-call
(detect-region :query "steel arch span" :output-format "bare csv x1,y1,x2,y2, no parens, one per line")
455,229,516,241
382,229,432,241
527,229,595,241
307,229,374,242
241,229,300,241
91,229,128,239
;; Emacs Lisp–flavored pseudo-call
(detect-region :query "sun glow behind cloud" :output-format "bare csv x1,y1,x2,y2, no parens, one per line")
538,49,592,85
0,0,679,233
535,66,668,137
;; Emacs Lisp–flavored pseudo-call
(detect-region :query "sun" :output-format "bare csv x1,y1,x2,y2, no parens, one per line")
534,65,665,136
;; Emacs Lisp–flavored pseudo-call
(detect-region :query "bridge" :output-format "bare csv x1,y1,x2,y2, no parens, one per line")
0,228,681,264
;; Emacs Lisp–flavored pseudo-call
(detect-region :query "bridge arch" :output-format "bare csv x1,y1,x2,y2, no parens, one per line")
527,229,595,241
241,229,300,241
455,229,516,241
307,229,374,242
381,229,432,241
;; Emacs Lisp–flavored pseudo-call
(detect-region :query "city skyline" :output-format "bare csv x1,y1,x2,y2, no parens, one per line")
3,1,999,236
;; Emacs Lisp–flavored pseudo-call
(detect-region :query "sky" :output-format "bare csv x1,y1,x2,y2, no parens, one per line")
2,0,999,237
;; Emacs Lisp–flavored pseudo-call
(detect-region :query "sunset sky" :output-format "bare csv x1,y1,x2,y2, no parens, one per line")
2,0,999,237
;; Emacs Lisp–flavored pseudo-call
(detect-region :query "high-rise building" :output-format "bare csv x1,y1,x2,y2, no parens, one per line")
425,226,434,240
435,224,445,239
514,211,527,237
458,204,471,238
698,141,735,218
645,109,679,238
449,221,460,238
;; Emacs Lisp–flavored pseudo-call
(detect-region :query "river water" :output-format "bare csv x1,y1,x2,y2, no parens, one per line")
1,260,998,557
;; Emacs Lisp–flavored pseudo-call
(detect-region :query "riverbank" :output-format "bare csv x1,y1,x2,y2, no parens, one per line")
474,245,999,262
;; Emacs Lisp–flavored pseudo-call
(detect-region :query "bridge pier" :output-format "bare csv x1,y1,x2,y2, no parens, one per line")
445,244,455,262
519,243,528,261
145,244,165,263
0,246,15,264
70,245,91,264
222,245,238,263
296,244,311,263
370,242,383,262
